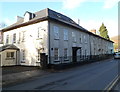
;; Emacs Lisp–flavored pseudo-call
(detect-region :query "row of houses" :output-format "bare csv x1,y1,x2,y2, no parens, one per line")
0,8,114,66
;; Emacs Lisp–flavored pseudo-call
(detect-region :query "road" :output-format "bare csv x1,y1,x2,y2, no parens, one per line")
114,81,120,91
3,59,119,91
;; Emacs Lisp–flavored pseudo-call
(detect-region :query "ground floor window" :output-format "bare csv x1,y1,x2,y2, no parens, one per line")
37,49,40,61
64,48,68,60
54,48,59,61
6,52,14,59
22,50,25,60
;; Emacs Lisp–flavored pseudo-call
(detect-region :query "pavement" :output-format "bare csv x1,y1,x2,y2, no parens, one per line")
1,66,50,87
2,58,119,90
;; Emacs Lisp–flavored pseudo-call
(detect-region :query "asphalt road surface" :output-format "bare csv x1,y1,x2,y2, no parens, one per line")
3,59,119,91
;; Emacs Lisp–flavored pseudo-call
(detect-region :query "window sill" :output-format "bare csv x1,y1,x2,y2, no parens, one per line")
54,39,59,40
6,58,15,60
64,59,69,61
54,60,60,62
36,38,42,40
21,61,25,63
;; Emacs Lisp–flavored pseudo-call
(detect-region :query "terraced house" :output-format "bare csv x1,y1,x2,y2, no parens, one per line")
0,8,114,66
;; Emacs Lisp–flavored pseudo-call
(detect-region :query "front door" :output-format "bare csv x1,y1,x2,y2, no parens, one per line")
72,48,77,62
72,47,81,62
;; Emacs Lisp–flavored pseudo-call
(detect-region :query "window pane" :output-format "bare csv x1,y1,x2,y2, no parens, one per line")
6,52,10,58
11,52,14,58
64,29,68,40
38,27,44,39
13,33,16,43
54,48,59,60
23,50,25,60
6,35,9,44
64,48,67,59
54,26,59,39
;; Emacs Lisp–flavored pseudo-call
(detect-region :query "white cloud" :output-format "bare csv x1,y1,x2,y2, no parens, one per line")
103,0,119,9
3,17,16,27
62,0,87,9
74,19,118,37
62,0,119,9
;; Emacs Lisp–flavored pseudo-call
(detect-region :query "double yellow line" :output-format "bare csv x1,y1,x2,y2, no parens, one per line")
103,75,120,92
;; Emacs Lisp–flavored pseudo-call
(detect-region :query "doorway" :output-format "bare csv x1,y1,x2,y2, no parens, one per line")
72,47,81,62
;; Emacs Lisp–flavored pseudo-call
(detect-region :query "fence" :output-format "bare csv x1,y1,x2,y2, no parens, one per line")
49,54,113,65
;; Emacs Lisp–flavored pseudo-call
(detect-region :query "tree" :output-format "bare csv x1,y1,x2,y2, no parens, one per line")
99,23,110,40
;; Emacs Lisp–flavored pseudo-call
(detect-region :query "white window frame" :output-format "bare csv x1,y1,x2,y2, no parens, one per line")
18,32,21,43
6,52,14,59
22,31,26,42
6,35,9,44
72,32,76,43
54,26,59,40
64,29,68,41
64,48,68,60
38,27,44,39
22,50,25,61
13,33,16,43
54,48,59,61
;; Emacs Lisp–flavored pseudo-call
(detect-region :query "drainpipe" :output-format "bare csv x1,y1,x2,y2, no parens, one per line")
48,20,51,65
89,35,92,59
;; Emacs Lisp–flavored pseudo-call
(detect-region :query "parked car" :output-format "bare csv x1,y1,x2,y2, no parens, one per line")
114,52,120,59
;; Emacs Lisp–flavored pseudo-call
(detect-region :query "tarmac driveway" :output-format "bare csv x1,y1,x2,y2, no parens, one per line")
2,66,41,75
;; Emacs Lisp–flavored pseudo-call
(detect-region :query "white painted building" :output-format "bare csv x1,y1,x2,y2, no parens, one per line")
0,8,114,66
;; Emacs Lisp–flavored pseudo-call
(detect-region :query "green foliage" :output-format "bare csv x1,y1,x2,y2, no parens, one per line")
99,23,110,40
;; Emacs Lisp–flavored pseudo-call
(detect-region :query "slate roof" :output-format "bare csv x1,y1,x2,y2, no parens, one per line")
1,8,113,43
1,8,87,32
0,44,19,52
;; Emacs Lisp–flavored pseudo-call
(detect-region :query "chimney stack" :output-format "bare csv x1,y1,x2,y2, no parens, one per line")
90,29,96,34
17,16,23,22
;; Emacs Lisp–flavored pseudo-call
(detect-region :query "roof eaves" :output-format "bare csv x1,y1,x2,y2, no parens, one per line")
1,16,48,32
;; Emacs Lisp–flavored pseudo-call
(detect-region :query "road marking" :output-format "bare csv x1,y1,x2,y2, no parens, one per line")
103,75,120,92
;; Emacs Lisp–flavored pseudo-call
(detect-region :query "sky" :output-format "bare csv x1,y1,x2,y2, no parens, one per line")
0,0,119,37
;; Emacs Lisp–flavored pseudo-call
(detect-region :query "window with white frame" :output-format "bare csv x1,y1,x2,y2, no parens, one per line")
84,35,88,43
6,52,14,59
22,31,26,42
6,35,9,44
18,32,21,43
64,48,68,60
72,32,76,42
38,27,44,39
54,48,59,61
54,26,59,40
13,33,16,43
85,49,87,57
64,29,68,40
22,50,25,61
79,37,82,43
37,49,40,61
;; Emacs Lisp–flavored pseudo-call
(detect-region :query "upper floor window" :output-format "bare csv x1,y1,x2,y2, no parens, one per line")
6,35,9,44
38,27,44,39
18,32,21,43
64,29,68,41
13,33,16,43
22,31,26,42
84,35,87,43
72,32,76,42
54,26,59,40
